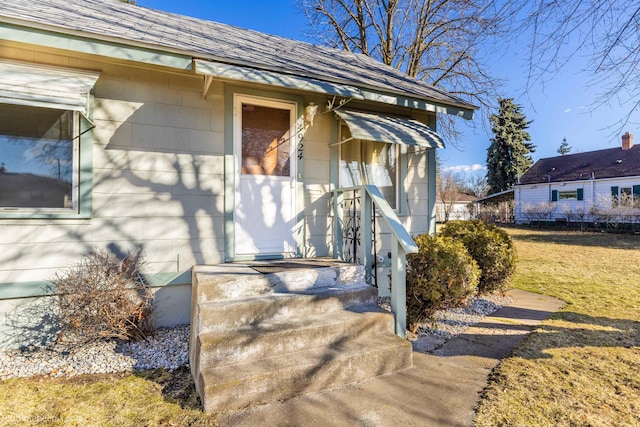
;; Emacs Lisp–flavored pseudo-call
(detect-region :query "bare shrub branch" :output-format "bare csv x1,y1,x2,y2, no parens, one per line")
53,249,154,343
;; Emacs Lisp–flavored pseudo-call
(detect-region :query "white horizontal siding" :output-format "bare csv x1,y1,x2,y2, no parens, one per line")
435,201,472,221
516,176,640,223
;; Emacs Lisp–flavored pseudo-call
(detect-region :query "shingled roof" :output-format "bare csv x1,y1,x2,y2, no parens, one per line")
520,145,640,184
0,0,477,115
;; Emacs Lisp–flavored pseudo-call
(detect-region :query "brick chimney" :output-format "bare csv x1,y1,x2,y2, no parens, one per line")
622,131,634,150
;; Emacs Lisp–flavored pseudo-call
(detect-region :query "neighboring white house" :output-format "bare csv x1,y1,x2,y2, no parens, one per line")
515,132,640,225
0,0,477,348
435,192,476,222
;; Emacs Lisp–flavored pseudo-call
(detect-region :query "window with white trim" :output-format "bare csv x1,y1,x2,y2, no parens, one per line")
610,185,640,208
558,190,577,200
551,188,584,202
339,124,400,209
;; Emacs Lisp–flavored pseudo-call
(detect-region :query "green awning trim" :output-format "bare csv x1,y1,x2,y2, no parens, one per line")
0,59,100,113
194,59,365,99
334,109,444,148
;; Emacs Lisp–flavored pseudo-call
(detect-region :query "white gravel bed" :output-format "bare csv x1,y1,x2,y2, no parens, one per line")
1,294,512,381
410,293,514,352
0,325,189,380
417,294,513,338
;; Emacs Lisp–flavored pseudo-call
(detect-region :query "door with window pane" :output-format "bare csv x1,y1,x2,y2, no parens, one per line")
233,96,297,256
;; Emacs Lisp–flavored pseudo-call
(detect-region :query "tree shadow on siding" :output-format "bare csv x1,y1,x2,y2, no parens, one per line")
2,289,60,349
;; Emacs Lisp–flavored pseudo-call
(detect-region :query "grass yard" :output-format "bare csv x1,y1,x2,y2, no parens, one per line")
1,227,638,426
475,227,640,426
0,368,215,427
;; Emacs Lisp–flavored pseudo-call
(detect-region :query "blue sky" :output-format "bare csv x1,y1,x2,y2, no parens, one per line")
137,0,639,179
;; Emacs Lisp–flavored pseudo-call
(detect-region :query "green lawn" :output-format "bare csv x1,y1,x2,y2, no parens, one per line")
474,227,640,426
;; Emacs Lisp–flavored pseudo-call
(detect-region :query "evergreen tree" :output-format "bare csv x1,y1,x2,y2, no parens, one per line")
557,137,572,155
486,98,535,194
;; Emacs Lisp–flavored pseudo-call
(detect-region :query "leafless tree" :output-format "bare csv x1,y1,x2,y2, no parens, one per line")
298,0,515,140
518,0,640,129
563,205,588,230
460,172,489,197
436,170,461,222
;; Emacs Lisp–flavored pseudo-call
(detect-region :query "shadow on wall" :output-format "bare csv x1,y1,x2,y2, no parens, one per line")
303,188,331,257
1,292,60,349
1,91,232,347
101,100,224,271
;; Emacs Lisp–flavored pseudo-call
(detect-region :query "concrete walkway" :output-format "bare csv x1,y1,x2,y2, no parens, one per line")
218,289,565,427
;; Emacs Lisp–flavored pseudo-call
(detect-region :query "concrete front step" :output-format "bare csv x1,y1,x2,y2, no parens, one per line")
190,261,413,414
198,332,413,413
195,307,392,369
194,264,365,302
194,282,378,333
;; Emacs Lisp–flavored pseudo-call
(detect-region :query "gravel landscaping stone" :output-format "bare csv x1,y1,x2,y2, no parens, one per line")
410,293,514,353
0,325,189,380
0,294,512,381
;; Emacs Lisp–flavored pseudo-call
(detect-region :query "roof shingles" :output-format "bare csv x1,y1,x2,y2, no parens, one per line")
520,145,640,184
0,0,476,113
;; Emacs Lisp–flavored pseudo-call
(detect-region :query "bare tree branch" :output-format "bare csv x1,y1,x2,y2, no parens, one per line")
518,0,640,132
298,0,517,145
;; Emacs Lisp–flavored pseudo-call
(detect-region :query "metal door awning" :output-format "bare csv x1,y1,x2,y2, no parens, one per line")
0,60,100,113
334,109,444,148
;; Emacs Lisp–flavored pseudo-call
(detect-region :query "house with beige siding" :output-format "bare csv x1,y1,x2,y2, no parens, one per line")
0,0,478,410
515,132,640,226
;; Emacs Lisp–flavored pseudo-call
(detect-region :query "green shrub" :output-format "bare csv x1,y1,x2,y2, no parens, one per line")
440,220,516,294
406,234,480,332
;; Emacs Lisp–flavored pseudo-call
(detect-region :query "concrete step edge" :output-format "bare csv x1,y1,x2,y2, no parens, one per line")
194,264,366,302
195,308,393,368
194,284,378,331
198,332,413,412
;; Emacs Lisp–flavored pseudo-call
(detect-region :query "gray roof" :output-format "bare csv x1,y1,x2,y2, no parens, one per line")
0,0,476,114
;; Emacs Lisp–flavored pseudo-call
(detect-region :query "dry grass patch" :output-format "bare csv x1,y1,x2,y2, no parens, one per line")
0,368,216,426
475,227,640,426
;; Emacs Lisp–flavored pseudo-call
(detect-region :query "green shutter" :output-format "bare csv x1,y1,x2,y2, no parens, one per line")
611,186,619,207
551,190,558,202
633,185,640,197
577,188,584,201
